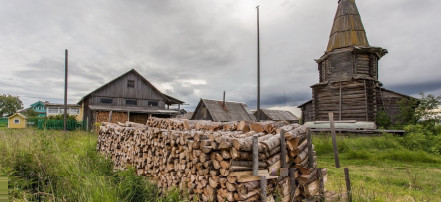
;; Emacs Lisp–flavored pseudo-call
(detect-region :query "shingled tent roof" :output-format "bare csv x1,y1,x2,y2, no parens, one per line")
326,0,369,52
191,99,256,122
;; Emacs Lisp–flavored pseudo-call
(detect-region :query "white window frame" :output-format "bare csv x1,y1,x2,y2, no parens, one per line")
69,108,79,115
14,119,20,124
48,107,59,114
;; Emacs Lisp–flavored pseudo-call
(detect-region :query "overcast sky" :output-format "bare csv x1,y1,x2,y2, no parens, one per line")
1,0,441,113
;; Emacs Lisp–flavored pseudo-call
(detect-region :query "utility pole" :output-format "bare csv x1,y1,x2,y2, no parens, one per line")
64,49,68,133
256,5,261,121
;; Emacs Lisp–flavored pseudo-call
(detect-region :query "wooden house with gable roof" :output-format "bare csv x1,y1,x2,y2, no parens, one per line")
191,99,256,122
78,69,184,129
299,0,416,125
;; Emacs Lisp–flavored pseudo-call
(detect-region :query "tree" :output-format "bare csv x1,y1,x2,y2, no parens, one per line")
22,108,38,118
0,94,23,117
415,93,441,124
398,92,441,126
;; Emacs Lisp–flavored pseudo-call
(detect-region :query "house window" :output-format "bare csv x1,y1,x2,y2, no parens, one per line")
14,119,20,124
69,108,80,115
48,108,59,114
148,101,159,107
127,80,135,88
126,99,137,105
100,98,113,104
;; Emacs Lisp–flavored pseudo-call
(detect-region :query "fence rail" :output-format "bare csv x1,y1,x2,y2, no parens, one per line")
0,118,7,127
37,119,85,131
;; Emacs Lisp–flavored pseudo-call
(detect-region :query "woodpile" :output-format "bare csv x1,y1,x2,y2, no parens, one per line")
95,111,128,123
97,117,326,201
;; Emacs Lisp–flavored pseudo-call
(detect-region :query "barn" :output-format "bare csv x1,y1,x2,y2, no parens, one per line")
191,99,256,122
78,69,184,129
299,0,417,125
254,109,299,123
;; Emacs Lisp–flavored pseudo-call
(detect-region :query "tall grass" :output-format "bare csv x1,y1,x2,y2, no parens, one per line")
0,128,184,201
313,134,441,167
314,133,441,201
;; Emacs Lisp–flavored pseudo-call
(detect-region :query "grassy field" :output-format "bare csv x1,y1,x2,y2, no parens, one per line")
314,134,441,201
1,127,440,201
0,128,185,202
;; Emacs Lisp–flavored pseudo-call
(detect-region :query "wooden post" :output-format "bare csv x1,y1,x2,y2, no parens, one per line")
318,168,325,201
280,129,287,168
306,127,314,168
127,111,130,122
108,111,113,123
329,112,340,168
289,168,297,202
260,176,267,202
252,134,259,176
339,82,342,121
344,168,352,202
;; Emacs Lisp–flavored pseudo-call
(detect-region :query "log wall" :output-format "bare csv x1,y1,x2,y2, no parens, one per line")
97,118,325,201
312,80,377,121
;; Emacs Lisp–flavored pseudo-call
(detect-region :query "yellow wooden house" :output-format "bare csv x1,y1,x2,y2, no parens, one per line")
8,113,28,129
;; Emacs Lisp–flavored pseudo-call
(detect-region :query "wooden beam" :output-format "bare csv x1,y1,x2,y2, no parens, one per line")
339,82,342,121
364,80,368,121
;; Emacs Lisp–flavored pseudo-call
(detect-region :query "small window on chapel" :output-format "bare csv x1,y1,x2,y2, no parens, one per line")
127,80,135,88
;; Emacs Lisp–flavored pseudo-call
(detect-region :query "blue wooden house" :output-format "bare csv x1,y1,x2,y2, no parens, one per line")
30,101,47,117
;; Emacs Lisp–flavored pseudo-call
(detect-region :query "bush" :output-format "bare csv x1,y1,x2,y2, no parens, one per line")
402,124,441,155
376,110,391,129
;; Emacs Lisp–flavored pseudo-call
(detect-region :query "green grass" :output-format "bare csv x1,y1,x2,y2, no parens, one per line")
0,128,185,202
314,134,441,201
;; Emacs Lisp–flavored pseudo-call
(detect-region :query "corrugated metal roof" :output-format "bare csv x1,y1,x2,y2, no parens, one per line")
258,109,299,121
193,99,256,122
326,0,369,52
88,105,179,114
45,103,81,107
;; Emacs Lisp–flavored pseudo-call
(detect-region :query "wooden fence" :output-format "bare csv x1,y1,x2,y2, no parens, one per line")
0,118,7,127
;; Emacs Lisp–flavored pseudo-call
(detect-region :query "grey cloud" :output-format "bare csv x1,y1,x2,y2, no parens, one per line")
1,0,441,109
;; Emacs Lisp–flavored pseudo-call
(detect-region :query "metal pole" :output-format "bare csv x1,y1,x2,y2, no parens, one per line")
256,5,261,121
64,49,68,132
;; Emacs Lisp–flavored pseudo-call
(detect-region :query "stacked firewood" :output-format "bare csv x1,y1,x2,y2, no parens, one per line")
97,118,325,201
95,111,128,123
